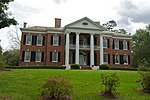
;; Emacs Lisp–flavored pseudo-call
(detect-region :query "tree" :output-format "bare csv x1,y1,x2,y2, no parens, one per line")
103,20,117,31
132,25,150,67
8,26,21,49
0,45,5,69
3,49,20,66
0,0,17,29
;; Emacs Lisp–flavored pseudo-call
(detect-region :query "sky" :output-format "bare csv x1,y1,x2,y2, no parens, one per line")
0,0,150,50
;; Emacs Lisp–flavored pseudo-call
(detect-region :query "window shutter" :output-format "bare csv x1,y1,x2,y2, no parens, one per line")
22,51,25,61
42,36,45,46
113,40,115,49
128,55,130,64
108,54,110,64
94,37,97,45
31,51,36,62
32,36,35,45
23,35,26,45
41,52,44,62
120,55,124,64
35,36,37,45
50,52,52,62
119,41,123,50
59,36,61,46
51,36,53,45
107,39,109,48
73,51,75,63
127,41,130,50
113,55,115,64
58,52,60,62
94,52,97,66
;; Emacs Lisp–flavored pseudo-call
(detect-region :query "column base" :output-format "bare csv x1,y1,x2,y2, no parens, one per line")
65,65,71,70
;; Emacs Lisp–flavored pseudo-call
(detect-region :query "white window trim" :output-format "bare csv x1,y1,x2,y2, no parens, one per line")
115,54,120,64
123,40,127,50
103,39,108,48
103,54,108,64
115,41,119,50
53,36,59,46
26,35,32,45
35,51,42,62
24,51,31,62
37,36,43,46
124,55,128,65
52,52,58,62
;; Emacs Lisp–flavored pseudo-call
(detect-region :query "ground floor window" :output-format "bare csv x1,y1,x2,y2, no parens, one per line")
36,51,42,62
24,51,31,62
103,54,108,63
115,54,119,64
123,55,128,64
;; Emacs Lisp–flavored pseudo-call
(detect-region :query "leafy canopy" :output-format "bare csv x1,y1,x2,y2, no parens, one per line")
0,0,17,29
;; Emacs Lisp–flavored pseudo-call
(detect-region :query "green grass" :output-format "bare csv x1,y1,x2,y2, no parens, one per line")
0,69,150,100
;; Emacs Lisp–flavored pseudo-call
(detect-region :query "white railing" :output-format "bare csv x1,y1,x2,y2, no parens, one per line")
69,44,100,50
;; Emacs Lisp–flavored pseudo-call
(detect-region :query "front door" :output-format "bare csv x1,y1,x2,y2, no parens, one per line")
79,54,86,65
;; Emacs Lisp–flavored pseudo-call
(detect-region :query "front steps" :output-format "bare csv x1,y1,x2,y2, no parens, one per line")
80,65,92,70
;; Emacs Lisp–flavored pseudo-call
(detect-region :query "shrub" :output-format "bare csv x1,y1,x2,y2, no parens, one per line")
101,73,120,94
70,64,80,69
40,76,72,100
5,66,66,69
138,67,149,71
99,64,109,70
137,72,150,93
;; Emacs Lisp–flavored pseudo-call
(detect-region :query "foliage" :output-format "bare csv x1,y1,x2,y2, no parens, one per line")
5,66,66,69
138,67,150,71
40,76,72,99
0,0,17,29
101,73,120,94
99,64,109,70
103,20,117,31
132,25,150,67
0,55,5,69
137,72,150,93
109,67,138,71
3,49,20,66
70,64,80,69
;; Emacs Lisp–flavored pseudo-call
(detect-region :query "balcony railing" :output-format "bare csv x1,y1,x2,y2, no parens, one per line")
69,44,100,50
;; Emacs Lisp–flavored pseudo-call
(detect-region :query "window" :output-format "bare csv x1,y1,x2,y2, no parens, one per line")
103,39,107,48
36,51,42,62
123,40,127,50
53,36,59,46
26,35,32,45
52,52,58,62
37,36,43,46
115,41,119,50
115,54,119,64
103,54,108,63
24,51,31,62
123,55,128,64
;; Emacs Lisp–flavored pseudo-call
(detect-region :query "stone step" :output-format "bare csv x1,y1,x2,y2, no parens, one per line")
81,65,92,70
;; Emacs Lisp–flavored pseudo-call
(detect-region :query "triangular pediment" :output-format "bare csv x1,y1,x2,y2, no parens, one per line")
65,17,105,31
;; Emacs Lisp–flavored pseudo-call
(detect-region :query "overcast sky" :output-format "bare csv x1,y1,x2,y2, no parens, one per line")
0,0,150,50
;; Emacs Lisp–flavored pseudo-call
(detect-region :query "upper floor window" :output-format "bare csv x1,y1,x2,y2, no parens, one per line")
53,36,59,46
123,40,127,50
36,51,42,62
37,36,43,46
103,38,107,48
26,35,32,45
24,51,31,62
115,41,119,50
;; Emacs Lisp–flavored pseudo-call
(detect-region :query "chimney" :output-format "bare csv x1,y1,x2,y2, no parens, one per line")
55,18,61,28
23,22,27,28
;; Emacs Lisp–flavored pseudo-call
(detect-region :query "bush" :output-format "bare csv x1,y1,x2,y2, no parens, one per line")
0,56,5,69
70,64,80,69
138,67,150,71
5,66,66,69
137,72,150,93
40,76,72,100
109,67,138,71
99,64,109,70
101,73,120,94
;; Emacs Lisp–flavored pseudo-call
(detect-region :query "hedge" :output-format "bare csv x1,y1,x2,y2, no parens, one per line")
5,66,66,69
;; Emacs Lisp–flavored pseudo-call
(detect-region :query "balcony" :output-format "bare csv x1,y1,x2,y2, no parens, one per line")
69,44,100,50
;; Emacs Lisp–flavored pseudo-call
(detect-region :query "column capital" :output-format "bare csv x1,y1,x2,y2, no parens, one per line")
65,31,70,34
90,33,95,35
76,32,80,34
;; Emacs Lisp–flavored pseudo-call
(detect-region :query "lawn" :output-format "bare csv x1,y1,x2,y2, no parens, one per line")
0,69,149,100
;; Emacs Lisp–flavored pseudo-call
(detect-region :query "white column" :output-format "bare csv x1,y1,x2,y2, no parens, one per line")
100,34,103,65
90,34,94,66
75,32,79,64
65,32,70,69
